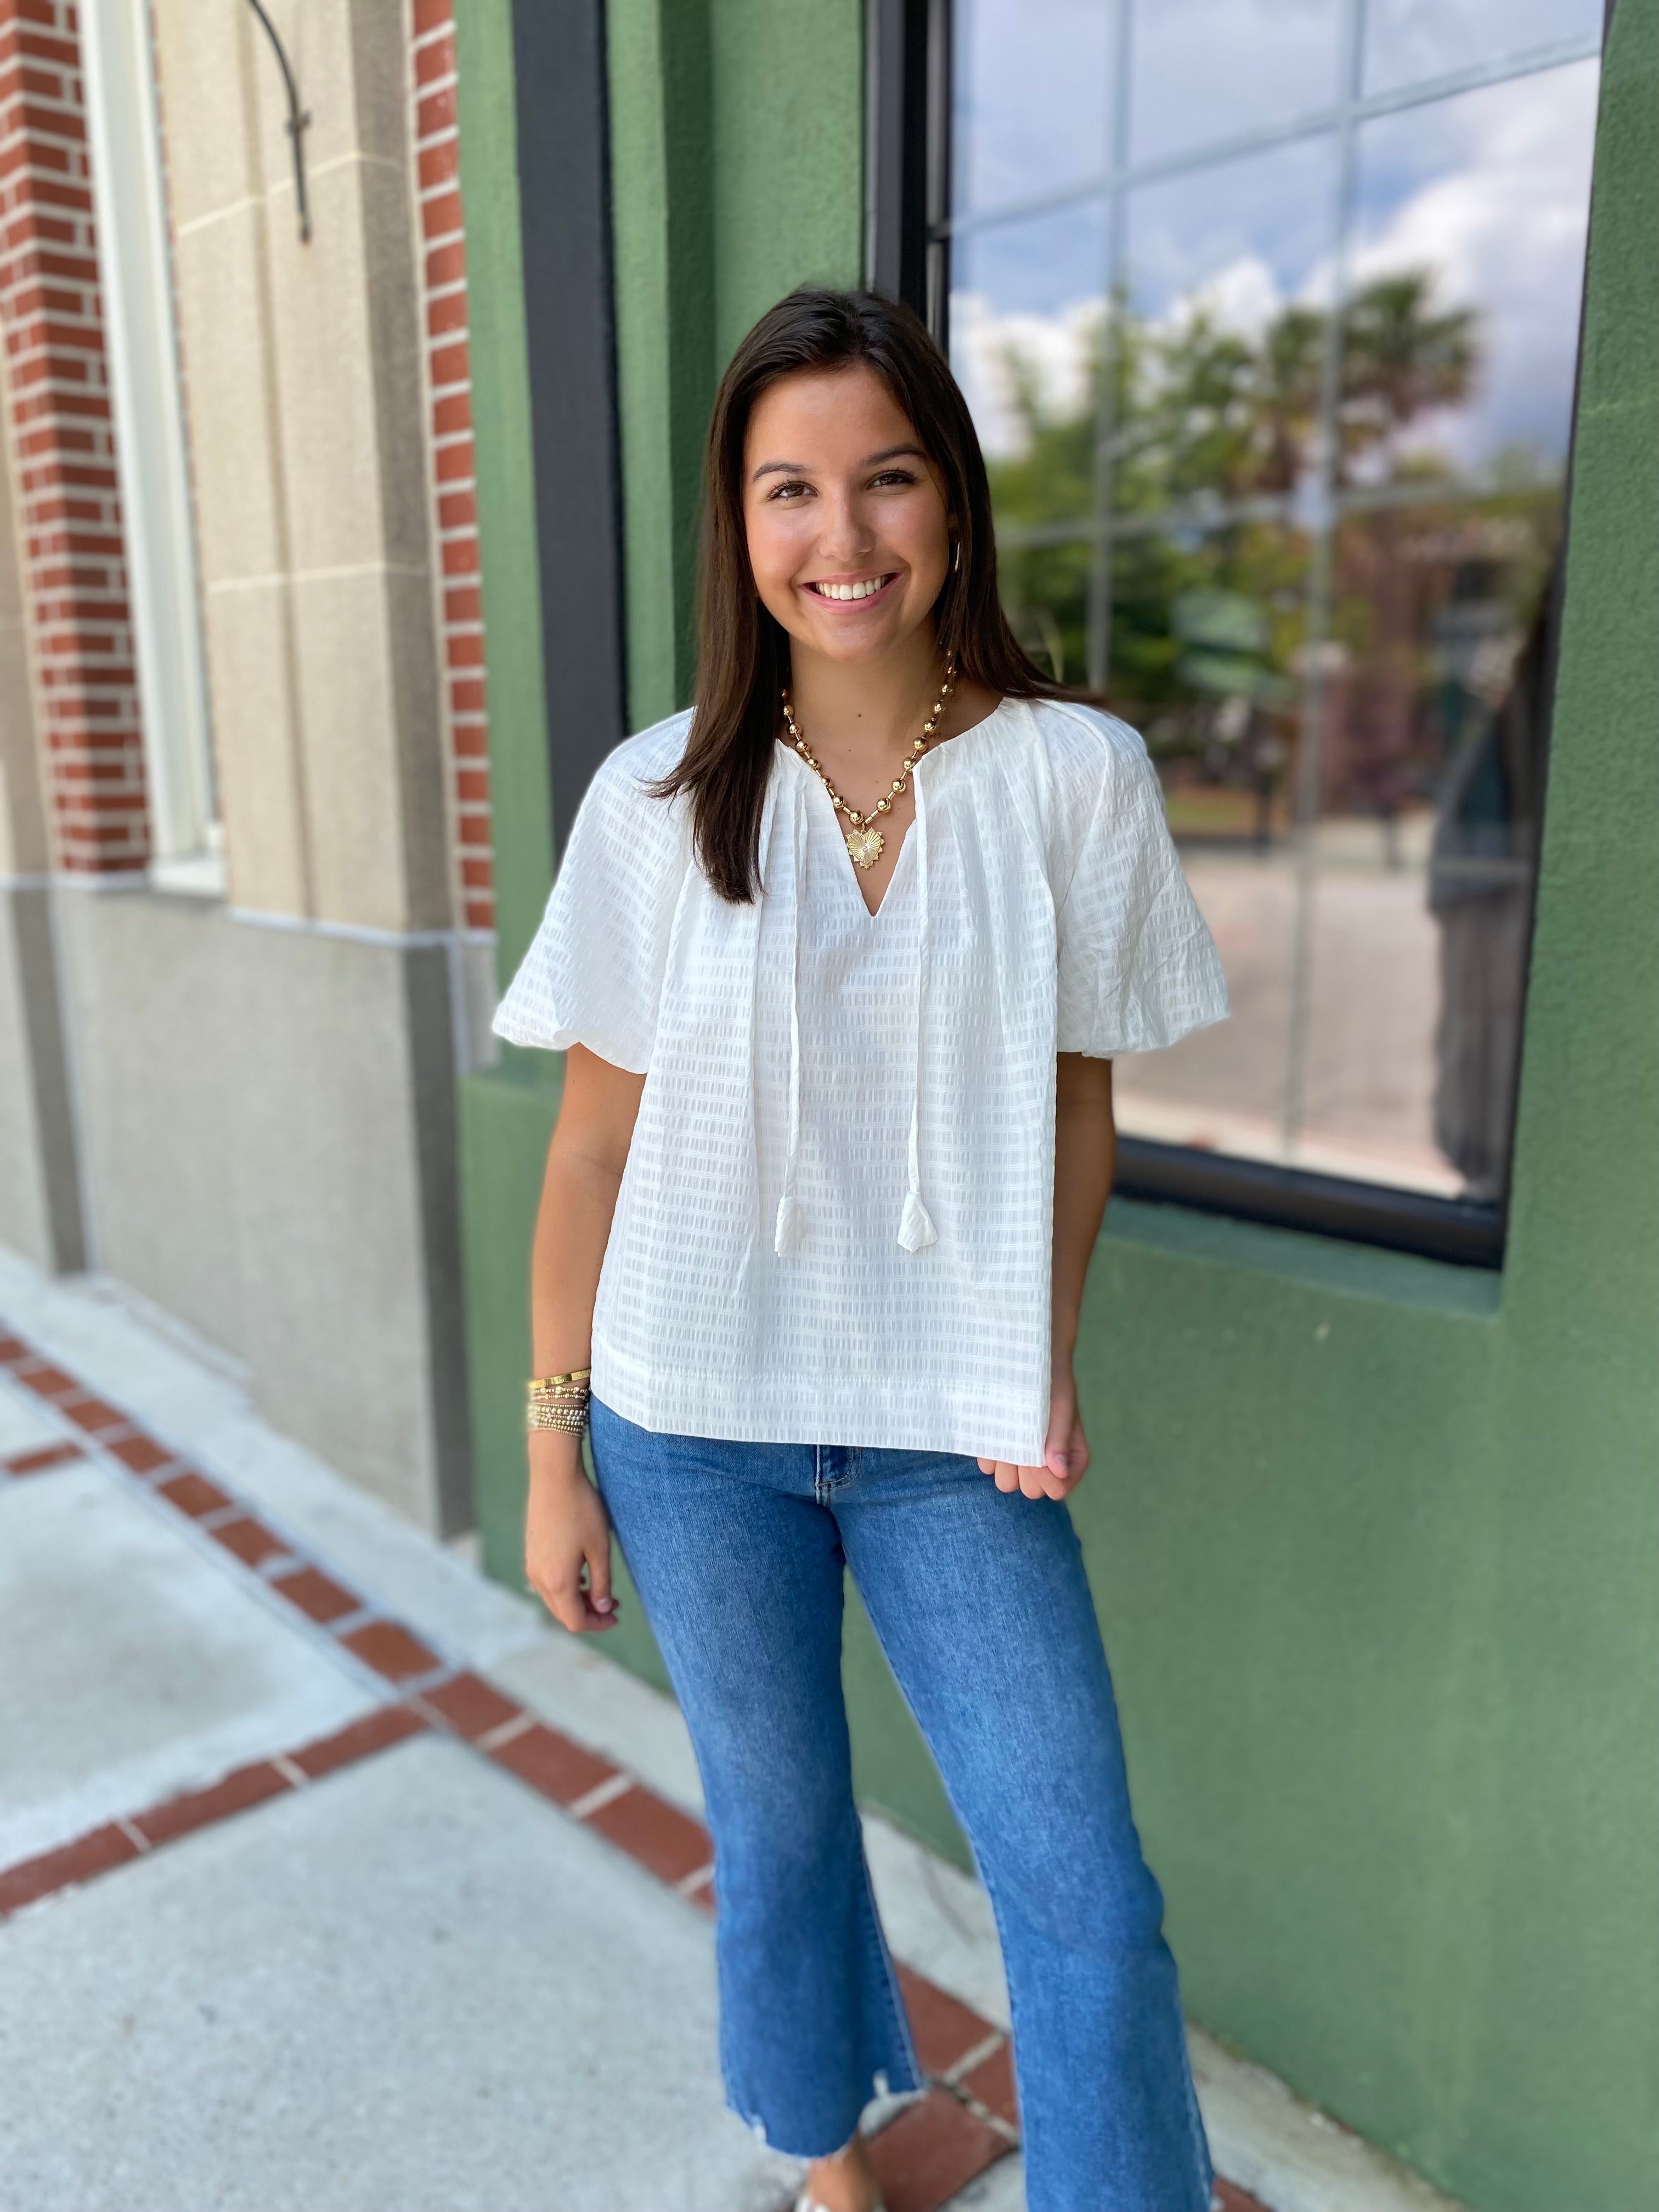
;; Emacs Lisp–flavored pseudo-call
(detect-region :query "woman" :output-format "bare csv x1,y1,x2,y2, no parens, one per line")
495,288,1229,2212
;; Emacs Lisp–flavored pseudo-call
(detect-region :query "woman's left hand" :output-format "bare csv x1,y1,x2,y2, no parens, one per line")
977,1367,1090,1500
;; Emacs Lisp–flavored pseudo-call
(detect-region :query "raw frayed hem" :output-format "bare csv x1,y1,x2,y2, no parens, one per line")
727,2067,924,2158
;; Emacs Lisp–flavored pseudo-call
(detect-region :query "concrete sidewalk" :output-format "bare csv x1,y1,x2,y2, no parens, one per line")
0,1248,1453,2212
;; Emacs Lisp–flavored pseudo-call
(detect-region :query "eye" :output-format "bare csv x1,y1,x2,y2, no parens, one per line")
768,478,813,501
870,469,918,489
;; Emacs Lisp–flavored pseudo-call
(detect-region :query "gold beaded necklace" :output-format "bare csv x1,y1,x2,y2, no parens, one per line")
781,661,956,871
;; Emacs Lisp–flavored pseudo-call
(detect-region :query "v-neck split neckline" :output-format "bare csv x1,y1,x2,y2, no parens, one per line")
777,696,1013,923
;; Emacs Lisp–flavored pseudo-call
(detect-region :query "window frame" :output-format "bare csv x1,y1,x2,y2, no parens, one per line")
867,0,1604,1270
80,0,218,877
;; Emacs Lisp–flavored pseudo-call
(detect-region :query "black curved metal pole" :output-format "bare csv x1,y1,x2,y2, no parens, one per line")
242,0,312,242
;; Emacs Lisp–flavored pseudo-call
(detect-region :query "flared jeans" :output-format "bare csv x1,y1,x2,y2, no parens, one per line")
588,1397,1214,2212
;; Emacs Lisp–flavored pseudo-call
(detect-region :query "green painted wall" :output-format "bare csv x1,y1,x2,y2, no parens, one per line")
450,0,553,986
607,0,866,725
455,3,1659,2206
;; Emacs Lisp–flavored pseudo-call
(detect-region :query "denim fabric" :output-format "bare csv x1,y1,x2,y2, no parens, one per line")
588,1398,1215,2212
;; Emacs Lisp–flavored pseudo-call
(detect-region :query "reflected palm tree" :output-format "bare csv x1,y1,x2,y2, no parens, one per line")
1338,272,1477,485
984,268,1488,821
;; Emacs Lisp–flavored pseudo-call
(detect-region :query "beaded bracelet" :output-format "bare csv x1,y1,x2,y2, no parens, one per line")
526,1365,591,1438
527,1398,589,1435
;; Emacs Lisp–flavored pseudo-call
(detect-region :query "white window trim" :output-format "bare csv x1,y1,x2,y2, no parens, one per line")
81,0,219,874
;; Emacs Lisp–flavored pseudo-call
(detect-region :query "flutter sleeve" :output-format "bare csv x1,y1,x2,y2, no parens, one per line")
491,732,692,1073
1052,711,1232,1058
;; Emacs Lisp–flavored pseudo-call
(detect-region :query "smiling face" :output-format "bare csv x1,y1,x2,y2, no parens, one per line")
741,363,953,670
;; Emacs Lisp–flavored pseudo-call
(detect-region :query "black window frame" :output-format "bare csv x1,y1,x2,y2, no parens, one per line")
865,0,1605,1271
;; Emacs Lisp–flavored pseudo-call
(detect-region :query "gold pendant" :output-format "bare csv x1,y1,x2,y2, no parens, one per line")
845,826,884,870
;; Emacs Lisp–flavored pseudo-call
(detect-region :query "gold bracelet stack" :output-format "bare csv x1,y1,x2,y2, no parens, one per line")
526,1367,591,1436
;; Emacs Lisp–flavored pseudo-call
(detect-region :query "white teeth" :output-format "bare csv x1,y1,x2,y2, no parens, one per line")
813,576,889,601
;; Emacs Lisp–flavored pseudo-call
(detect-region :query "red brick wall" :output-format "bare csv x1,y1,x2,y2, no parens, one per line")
0,0,146,873
410,0,494,935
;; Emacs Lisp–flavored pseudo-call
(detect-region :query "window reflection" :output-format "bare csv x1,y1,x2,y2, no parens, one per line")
1120,138,1334,518
1350,64,1600,491
1362,0,1604,98
950,200,1108,473
952,0,1113,217
1130,0,1339,165
946,1,1602,1212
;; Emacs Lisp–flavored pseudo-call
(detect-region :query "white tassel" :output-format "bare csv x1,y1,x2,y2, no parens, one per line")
896,1188,937,1252
774,1191,804,1256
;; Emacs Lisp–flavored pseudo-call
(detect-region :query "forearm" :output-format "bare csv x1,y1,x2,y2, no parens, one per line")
1051,1053,1116,1367
524,1045,645,1478
529,1143,623,1379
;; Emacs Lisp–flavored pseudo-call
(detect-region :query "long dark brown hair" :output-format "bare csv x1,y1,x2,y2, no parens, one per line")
646,286,1073,904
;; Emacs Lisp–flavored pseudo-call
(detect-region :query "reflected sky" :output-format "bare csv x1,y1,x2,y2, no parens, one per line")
1124,134,1333,319
1350,61,1600,479
951,30,1600,487
952,0,1113,216
1362,0,1604,97
950,200,1108,458
1129,0,1339,165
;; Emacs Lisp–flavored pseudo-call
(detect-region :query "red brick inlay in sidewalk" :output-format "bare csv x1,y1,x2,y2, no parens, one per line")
895,1960,997,2077
267,1565,363,1625
207,1515,294,1570
104,1431,176,1476
11,1359,82,1401
338,1620,444,1683
488,1719,617,1808
0,1823,140,1918
869,2088,1012,2211
287,1703,428,1781
58,1393,132,1436
132,1758,292,1848
0,1709,431,1922
4,1441,83,1476
413,1668,521,1742
156,1469,234,1519
960,2040,1018,2129
583,1784,713,1887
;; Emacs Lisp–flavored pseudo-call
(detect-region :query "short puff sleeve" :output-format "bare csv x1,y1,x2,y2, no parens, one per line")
492,723,693,1073
1050,708,1231,1058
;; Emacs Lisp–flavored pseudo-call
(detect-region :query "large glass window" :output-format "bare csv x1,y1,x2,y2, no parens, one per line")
944,0,1604,1251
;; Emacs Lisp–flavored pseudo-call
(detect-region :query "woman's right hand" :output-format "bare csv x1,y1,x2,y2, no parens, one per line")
524,1437,619,1633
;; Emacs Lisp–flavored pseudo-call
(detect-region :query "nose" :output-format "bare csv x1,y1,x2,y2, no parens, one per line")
814,482,876,565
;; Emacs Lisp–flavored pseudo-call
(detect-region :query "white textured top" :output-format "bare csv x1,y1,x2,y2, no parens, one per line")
494,695,1229,1464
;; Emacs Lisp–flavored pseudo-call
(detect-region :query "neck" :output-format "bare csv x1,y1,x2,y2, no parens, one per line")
786,627,949,765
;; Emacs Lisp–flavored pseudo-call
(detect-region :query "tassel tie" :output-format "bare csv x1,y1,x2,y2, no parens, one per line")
771,756,938,1259
895,757,937,1251
773,775,807,1256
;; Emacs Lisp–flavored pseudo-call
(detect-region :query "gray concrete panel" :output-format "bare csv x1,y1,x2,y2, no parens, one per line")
51,889,470,1530
0,1460,375,1866
0,1735,800,2212
0,887,86,1273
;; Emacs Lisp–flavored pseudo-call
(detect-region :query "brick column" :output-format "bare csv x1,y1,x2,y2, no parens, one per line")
410,0,494,934
0,0,146,873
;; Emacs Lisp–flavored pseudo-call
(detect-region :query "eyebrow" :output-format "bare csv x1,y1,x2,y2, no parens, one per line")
749,443,928,483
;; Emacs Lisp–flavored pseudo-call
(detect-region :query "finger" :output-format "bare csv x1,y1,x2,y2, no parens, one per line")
1018,1462,1047,1500
545,1573,589,1636
993,1460,1020,1493
584,1544,616,1618
977,1456,995,1474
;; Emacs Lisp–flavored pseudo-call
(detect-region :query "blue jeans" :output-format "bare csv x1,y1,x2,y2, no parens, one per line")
588,1398,1214,2212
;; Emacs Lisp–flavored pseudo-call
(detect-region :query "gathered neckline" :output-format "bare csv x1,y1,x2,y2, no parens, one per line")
773,692,1017,788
